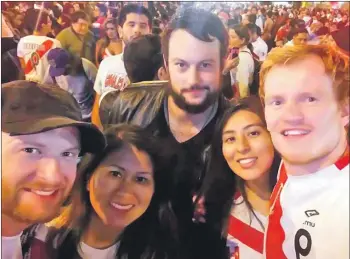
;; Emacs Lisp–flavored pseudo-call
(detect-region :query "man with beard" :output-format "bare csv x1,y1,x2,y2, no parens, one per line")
99,8,231,259
1,81,106,259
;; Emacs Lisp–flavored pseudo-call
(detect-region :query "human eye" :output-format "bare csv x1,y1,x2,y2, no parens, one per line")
306,96,317,103
128,22,135,27
135,175,152,184
22,147,41,155
110,170,123,178
140,24,148,29
271,100,282,106
175,61,186,68
248,130,261,137
224,136,236,143
61,151,78,158
200,62,212,69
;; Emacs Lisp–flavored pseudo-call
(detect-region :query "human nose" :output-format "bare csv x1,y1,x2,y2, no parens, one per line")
133,24,141,35
282,100,305,125
115,176,134,196
187,66,200,87
236,135,250,154
37,158,64,186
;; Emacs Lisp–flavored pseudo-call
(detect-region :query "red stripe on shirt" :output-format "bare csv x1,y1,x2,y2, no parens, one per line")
335,146,349,170
24,39,54,74
228,214,264,254
265,163,288,259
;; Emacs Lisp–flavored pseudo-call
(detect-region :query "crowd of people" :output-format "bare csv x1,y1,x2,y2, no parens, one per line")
1,1,349,259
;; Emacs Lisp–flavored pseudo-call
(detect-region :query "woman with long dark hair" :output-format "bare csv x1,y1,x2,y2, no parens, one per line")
199,96,281,258
95,18,122,67
46,124,179,259
227,24,255,98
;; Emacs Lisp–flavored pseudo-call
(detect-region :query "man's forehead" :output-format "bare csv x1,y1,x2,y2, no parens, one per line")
2,127,80,145
125,13,149,23
169,29,221,53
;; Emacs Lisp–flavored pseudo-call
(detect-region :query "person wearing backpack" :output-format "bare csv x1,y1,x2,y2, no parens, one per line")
228,24,256,98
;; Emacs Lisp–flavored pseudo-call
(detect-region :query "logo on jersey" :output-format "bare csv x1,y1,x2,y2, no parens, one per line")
305,209,319,218
30,52,40,67
105,74,129,90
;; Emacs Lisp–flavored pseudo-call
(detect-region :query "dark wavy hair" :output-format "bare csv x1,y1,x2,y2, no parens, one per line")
161,7,229,68
198,96,281,233
229,24,255,56
46,124,179,259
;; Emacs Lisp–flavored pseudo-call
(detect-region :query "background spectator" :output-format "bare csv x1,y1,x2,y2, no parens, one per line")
95,18,122,67
56,10,96,63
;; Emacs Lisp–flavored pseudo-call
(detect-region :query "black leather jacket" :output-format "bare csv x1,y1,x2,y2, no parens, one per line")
100,82,167,127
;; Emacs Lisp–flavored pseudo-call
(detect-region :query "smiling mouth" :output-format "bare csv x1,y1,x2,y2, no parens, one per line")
281,129,311,136
24,188,59,197
237,157,257,165
110,202,134,211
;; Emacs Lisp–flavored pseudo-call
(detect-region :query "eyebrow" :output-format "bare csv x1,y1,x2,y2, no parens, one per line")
170,58,216,64
265,95,283,102
16,140,80,151
64,146,81,152
222,123,264,135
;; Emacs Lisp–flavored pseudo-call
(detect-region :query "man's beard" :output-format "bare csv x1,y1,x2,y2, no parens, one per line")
167,80,221,114
2,184,64,225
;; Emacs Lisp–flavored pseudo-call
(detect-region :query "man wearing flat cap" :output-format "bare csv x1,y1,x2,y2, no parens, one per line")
1,80,105,259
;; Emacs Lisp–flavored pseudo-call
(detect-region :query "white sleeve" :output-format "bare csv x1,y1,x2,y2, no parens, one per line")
93,60,105,95
236,52,252,87
52,38,62,48
17,38,25,58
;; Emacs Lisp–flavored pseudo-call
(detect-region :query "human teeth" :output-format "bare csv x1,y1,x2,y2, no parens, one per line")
111,203,133,210
32,190,56,196
239,158,256,164
283,130,309,136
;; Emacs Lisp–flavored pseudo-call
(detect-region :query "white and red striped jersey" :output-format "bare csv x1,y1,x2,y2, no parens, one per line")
227,193,267,259
17,35,61,83
265,147,349,259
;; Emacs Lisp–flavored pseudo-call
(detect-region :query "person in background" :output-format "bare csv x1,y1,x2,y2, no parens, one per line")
337,13,349,30
92,3,107,38
46,48,97,122
46,124,180,259
256,8,266,32
56,10,96,63
1,80,105,259
247,23,268,61
200,96,280,259
232,7,242,25
107,7,119,19
17,8,61,83
91,4,152,128
123,34,169,85
95,18,123,67
262,44,349,259
284,27,309,46
160,13,170,30
1,12,24,83
262,11,274,44
227,24,255,98
62,3,74,17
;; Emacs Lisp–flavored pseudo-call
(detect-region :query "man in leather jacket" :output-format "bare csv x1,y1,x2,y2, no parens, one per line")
99,8,232,259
